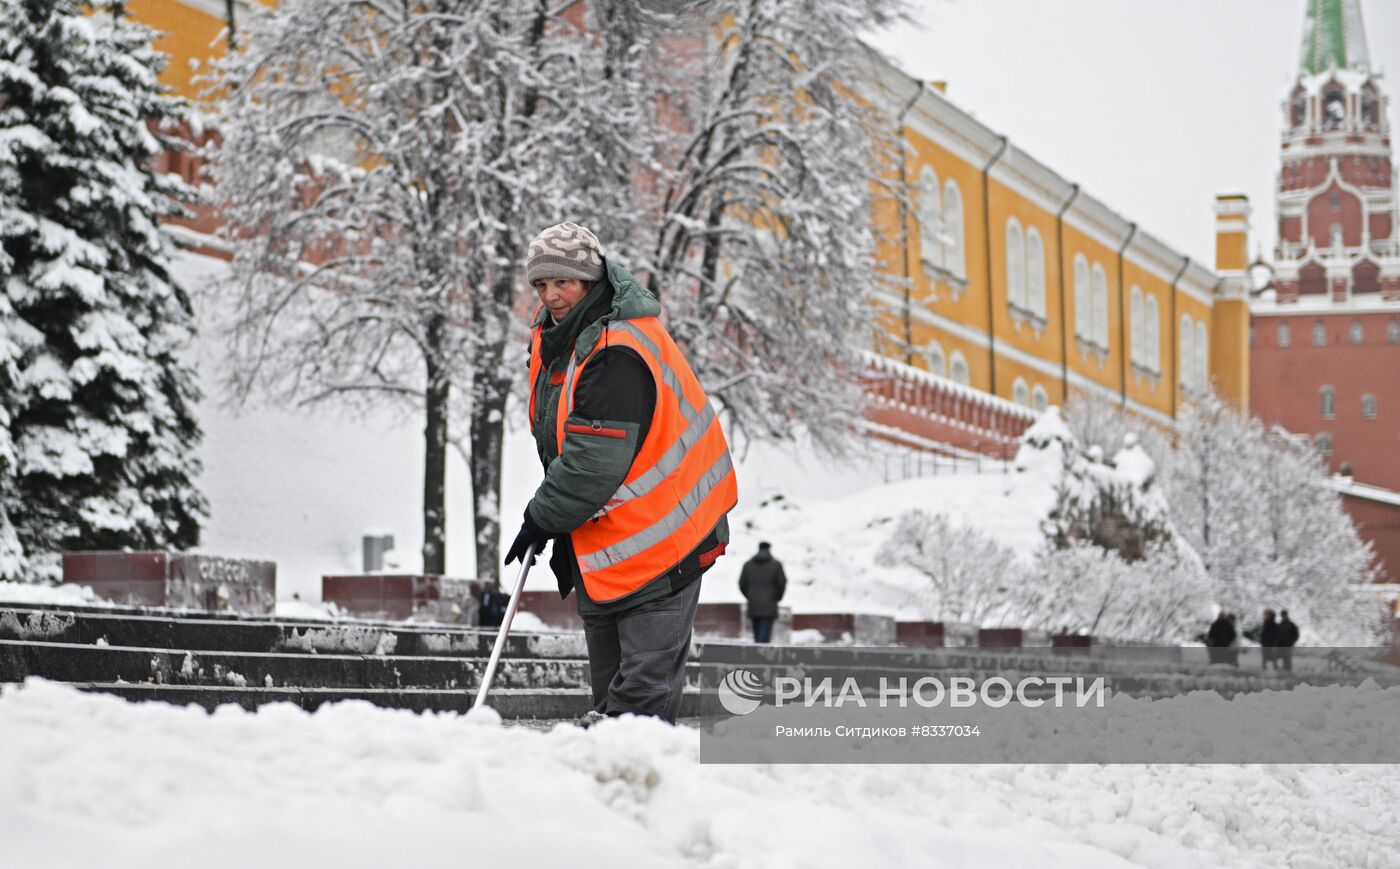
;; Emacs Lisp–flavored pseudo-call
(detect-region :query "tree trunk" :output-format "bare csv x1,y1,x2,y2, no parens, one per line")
422,313,449,576
469,283,515,589
469,378,508,589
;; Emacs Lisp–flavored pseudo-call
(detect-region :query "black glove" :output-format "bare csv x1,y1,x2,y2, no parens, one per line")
505,509,552,567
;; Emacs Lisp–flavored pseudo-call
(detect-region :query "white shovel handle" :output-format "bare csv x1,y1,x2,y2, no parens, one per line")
473,543,536,710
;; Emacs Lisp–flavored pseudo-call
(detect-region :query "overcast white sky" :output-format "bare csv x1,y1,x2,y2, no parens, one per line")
867,0,1400,267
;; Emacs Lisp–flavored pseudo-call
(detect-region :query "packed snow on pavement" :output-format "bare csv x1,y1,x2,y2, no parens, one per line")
0,678,1397,869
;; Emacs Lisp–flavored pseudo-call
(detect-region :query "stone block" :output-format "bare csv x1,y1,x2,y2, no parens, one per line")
1052,634,1093,654
978,627,1022,648
694,602,745,639
792,612,897,645
63,552,276,614
321,574,486,624
516,590,583,631
896,621,945,648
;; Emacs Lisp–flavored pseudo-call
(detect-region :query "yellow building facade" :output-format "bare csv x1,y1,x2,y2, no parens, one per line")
864,56,1251,428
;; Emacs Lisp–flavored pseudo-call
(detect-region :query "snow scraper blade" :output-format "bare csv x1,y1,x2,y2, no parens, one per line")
472,543,536,711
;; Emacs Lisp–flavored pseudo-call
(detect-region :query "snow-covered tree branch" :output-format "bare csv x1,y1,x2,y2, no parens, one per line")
624,0,910,455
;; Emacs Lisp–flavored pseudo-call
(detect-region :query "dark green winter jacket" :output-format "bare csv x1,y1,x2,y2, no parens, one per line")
524,260,728,614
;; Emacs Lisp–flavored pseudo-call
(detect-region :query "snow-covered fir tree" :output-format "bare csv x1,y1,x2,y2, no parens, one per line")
0,0,205,582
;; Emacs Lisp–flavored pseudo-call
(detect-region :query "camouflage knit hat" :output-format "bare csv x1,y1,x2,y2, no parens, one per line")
525,222,605,286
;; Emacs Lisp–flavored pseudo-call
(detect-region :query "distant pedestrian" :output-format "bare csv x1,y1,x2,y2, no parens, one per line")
1227,613,1241,666
1259,608,1279,669
738,542,787,643
1207,612,1236,665
1277,609,1300,671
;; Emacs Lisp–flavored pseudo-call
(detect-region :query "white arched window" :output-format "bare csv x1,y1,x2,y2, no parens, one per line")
1312,321,1326,346
1013,377,1029,407
926,340,946,378
919,166,942,270
950,351,970,385
1315,432,1333,456
1005,218,1026,310
1363,394,1378,420
1031,385,1049,413
1129,285,1144,366
1194,321,1208,390
1180,315,1194,388
1074,255,1090,340
1277,321,1291,348
1145,294,1160,373
1026,227,1046,317
1321,386,1335,419
1091,263,1109,348
942,179,965,277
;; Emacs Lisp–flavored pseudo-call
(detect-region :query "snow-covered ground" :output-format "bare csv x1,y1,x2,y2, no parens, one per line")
0,678,1396,869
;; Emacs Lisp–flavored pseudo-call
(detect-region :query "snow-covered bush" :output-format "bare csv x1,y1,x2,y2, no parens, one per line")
1167,394,1384,645
0,0,206,581
1029,542,1210,642
1024,409,1173,561
1064,391,1386,645
876,509,1028,626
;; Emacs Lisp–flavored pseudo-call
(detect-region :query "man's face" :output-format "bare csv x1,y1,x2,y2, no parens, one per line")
533,277,589,322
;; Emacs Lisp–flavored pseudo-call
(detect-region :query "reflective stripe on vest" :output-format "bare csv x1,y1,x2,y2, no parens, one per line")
555,317,737,603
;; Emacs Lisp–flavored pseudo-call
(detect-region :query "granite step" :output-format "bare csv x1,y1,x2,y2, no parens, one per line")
46,683,726,719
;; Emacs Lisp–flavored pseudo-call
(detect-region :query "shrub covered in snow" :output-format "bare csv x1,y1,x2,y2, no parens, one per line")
1066,391,1386,645
877,421,1210,640
1029,409,1173,561
875,510,1028,626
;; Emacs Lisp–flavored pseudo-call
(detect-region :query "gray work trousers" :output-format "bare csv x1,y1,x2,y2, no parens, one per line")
580,577,701,724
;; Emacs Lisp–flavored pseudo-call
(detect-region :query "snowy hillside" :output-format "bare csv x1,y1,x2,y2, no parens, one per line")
1,678,1397,869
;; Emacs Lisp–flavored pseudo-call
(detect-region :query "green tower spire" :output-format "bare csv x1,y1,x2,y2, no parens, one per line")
1299,0,1366,75
1300,0,1371,76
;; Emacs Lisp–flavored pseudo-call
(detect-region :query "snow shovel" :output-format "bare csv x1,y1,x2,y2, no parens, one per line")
472,542,536,710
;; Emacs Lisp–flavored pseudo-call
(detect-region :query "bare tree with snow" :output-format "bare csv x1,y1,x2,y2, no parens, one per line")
629,0,910,455
208,0,672,582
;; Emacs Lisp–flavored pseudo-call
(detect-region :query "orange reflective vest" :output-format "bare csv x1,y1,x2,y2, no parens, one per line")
527,316,738,603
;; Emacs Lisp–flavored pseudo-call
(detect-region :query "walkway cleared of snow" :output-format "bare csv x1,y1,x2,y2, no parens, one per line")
0,679,1396,869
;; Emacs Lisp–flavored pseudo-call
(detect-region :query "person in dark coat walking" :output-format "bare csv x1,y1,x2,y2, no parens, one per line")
1207,612,1236,665
738,542,787,643
1277,610,1300,671
1259,609,1280,669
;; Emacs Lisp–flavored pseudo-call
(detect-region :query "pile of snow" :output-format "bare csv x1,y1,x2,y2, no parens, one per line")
0,679,1396,868
0,580,106,607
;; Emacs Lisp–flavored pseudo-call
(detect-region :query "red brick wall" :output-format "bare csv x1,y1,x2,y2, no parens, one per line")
1251,311,1400,492
1305,183,1365,248
1339,494,1400,583
1280,157,1328,191
1280,215,1303,244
